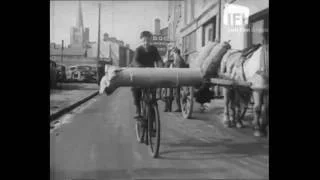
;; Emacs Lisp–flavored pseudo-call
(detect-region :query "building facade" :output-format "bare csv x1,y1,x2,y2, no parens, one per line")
168,0,269,66
87,32,133,67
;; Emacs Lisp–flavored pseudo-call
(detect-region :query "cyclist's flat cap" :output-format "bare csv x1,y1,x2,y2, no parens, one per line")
140,31,152,39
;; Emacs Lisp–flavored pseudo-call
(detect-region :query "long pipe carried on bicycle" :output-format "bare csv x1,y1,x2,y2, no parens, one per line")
99,65,203,95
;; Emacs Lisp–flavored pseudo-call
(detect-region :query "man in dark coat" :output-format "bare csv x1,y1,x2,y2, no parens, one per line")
165,47,188,112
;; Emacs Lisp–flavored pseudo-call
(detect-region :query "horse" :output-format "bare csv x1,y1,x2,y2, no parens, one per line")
219,44,269,137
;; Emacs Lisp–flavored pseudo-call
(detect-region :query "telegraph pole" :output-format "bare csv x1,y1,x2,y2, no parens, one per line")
61,40,64,64
217,0,222,42
97,2,101,85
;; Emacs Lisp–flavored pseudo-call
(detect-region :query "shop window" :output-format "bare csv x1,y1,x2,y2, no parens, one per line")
184,0,188,25
202,0,209,8
247,9,269,74
202,16,216,47
247,9,269,47
183,30,197,54
190,0,195,20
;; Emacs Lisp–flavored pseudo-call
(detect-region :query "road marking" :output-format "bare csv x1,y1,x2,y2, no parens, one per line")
198,137,211,143
244,157,268,167
208,124,214,128
239,159,250,165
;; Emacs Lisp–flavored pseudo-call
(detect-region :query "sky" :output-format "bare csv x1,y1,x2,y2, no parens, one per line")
50,1,169,49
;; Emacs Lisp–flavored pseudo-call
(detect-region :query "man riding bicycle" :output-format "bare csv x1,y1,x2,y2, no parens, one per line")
129,31,164,118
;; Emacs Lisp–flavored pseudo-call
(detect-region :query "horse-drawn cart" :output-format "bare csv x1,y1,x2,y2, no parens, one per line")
179,77,253,119
100,41,269,137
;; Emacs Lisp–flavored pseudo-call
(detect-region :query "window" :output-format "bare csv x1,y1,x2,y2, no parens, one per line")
202,17,216,47
183,30,197,54
184,0,188,25
247,9,269,47
202,0,209,7
168,1,171,21
247,9,269,73
168,23,171,40
190,0,195,20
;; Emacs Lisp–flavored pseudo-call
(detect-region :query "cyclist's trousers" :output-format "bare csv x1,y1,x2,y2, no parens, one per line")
131,87,157,113
131,87,142,113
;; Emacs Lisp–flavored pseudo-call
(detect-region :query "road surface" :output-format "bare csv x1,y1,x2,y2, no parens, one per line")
50,87,269,180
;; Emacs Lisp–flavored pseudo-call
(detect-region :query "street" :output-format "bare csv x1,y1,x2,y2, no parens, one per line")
50,87,268,180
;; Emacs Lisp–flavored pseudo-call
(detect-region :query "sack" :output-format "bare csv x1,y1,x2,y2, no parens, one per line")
201,41,231,78
191,41,218,68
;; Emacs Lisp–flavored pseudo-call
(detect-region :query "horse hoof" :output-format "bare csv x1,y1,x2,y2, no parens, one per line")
223,121,231,128
230,121,236,127
254,130,263,137
236,122,243,129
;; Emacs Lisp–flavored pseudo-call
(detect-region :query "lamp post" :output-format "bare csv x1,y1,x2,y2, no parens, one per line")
61,40,64,64
97,2,101,85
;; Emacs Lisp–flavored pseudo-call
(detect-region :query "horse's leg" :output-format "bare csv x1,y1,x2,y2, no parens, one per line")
234,89,243,128
168,88,173,112
229,89,236,127
260,90,269,135
252,90,264,137
222,87,231,127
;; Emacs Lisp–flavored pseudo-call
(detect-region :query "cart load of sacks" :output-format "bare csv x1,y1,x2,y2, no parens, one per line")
99,41,268,95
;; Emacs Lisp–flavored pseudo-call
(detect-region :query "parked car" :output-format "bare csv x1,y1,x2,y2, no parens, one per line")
56,64,67,82
50,60,57,88
66,66,77,82
77,65,97,83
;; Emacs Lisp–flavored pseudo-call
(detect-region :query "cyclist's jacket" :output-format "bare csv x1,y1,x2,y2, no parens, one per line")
130,45,163,68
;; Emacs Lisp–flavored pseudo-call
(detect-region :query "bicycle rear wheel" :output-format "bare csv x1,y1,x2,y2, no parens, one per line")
147,103,161,158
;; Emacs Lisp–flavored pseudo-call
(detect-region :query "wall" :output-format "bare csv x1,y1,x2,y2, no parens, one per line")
194,0,218,21
88,40,121,66
110,43,120,66
179,0,219,65
52,56,97,68
220,0,269,49
119,46,127,67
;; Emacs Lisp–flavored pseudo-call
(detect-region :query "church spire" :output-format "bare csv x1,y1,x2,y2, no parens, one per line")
76,1,84,31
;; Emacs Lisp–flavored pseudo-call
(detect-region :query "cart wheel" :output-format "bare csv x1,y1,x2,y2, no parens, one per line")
180,86,194,119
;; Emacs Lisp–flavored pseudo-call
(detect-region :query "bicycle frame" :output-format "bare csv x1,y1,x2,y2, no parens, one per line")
135,87,161,158
140,88,157,144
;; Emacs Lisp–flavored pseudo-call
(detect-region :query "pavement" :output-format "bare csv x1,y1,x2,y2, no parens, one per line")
50,87,269,180
50,83,99,121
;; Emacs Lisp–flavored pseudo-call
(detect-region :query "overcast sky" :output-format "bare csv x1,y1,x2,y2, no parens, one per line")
50,1,168,49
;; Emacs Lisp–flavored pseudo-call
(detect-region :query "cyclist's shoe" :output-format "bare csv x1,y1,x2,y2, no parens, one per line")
174,108,182,112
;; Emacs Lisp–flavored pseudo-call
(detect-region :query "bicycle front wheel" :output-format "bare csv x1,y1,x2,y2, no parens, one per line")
147,103,161,158
135,100,146,143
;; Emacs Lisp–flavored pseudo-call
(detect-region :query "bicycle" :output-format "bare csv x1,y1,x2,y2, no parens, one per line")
135,88,161,158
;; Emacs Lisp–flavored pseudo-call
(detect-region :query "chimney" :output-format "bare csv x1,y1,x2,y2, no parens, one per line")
154,18,160,35
103,33,109,41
